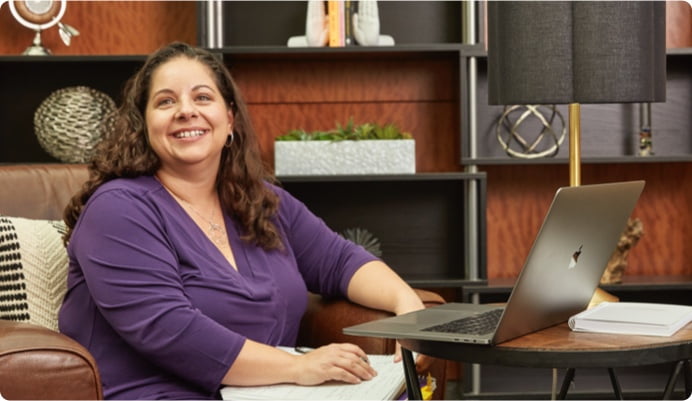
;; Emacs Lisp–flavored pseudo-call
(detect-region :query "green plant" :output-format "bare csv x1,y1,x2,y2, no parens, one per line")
275,118,412,141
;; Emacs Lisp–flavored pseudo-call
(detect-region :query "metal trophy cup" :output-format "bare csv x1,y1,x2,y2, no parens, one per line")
2,0,79,55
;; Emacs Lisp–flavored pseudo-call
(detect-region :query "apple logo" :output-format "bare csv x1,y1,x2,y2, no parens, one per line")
568,245,583,269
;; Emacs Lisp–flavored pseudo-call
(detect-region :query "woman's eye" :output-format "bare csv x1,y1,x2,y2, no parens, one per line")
157,98,174,107
196,94,212,102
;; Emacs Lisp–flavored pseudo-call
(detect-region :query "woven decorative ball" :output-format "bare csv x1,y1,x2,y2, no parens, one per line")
34,86,115,163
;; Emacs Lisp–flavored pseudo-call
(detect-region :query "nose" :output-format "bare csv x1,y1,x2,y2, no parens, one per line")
175,98,198,120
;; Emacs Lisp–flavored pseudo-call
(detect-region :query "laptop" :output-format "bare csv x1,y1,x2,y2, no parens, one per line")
344,180,645,345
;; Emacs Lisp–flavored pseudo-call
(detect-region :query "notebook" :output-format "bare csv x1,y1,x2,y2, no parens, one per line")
345,181,645,345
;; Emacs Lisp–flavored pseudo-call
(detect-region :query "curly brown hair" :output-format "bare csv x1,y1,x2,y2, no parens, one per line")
63,42,282,249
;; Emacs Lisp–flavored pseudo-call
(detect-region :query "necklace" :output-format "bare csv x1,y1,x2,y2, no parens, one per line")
181,199,227,246
158,177,227,246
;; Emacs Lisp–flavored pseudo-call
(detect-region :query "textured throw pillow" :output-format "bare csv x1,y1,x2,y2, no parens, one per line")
0,216,68,331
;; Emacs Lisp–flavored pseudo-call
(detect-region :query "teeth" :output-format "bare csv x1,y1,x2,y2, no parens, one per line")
174,130,205,138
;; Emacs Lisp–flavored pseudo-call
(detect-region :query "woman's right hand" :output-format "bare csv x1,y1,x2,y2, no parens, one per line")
291,343,378,385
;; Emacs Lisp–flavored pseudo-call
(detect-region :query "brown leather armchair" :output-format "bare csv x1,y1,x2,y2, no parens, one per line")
0,164,446,400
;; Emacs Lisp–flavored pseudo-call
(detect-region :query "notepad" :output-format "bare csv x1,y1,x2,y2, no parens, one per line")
220,347,405,400
568,302,692,337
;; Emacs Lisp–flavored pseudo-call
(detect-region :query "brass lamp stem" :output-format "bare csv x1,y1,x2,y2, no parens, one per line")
569,103,581,187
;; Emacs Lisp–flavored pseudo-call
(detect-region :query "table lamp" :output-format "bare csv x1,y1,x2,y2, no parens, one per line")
487,1,666,187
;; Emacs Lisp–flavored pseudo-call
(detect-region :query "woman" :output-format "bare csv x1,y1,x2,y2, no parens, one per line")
58,42,428,400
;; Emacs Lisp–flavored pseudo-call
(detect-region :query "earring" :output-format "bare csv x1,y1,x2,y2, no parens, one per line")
225,132,234,148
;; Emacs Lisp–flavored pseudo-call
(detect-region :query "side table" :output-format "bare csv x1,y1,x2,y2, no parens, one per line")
400,322,692,400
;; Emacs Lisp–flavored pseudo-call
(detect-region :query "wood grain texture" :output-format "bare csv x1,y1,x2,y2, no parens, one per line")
501,322,692,351
482,163,692,279
247,102,462,173
229,54,461,174
229,57,457,103
0,1,196,55
666,1,692,48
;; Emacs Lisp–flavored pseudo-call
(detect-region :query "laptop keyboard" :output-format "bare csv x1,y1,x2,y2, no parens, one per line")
421,308,504,335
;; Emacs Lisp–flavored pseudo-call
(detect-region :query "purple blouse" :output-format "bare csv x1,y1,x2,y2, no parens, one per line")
58,176,377,400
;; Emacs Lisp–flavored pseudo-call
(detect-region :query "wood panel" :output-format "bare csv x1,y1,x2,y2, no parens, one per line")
247,102,461,173
667,1,692,48
482,163,692,279
229,56,457,103
0,1,196,55
229,53,461,174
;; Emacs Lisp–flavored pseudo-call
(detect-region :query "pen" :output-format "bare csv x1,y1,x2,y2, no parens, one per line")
293,346,370,364
294,346,313,354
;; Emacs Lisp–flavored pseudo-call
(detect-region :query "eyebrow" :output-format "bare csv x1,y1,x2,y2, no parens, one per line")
151,84,216,98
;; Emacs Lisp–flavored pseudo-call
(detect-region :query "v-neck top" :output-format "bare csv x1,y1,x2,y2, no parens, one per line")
58,175,377,400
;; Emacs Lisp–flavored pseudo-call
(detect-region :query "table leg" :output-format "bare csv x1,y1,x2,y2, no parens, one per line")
684,360,691,398
402,348,423,400
607,368,623,400
662,360,685,400
557,368,575,399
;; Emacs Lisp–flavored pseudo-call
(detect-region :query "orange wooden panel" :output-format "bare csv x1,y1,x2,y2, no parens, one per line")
482,163,692,279
666,1,692,48
230,56,458,104
247,101,461,174
0,1,196,55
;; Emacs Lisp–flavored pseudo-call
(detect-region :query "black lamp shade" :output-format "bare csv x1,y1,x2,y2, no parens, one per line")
487,1,666,105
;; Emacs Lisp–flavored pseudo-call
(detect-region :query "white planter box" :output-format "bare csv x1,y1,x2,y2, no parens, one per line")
274,139,415,176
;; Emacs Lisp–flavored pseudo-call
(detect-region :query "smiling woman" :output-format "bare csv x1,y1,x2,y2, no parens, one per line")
56,42,431,400
145,57,233,174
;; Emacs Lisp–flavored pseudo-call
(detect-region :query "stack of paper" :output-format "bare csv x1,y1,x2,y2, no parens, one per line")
220,348,405,400
568,302,692,337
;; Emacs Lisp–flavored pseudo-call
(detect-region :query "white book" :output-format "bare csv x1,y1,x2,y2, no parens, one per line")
568,302,692,337
220,347,405,400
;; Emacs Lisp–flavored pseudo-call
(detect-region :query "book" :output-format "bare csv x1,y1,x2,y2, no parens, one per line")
328,1,345,47
220,347,405,400
568,302,692,337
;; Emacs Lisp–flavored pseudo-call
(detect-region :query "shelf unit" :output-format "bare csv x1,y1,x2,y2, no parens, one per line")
460,46,692,165
280,172,486,287
1,1,488,290
0,55,146,163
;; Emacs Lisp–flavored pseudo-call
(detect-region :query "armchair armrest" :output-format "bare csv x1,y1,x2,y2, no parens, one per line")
297,289,447,399
0,320,103,400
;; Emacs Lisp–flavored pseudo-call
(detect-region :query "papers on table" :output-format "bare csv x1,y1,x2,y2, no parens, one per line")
220,347,405,400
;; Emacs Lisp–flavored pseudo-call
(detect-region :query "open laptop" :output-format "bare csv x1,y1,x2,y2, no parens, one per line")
344,180,645,345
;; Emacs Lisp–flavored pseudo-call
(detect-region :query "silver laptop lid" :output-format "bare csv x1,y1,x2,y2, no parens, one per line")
492,180,645,343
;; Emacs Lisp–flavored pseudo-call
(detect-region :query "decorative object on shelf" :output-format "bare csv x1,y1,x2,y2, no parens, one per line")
34,86,115,163
2,0,79,55
487,1,666,186
287,0,394,47
274,119,415,176
341,227,382,257
600,218,644,285
638,103,654,156
495,104,566,159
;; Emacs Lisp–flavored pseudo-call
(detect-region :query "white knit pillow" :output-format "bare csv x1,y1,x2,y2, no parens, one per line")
0,216,68,331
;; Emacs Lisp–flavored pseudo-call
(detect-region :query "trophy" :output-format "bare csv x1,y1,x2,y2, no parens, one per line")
1,0,79,55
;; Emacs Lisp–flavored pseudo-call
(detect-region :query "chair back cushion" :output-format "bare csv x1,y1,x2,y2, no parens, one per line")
0,216,68,331
0,164,87,330
0,164,88,220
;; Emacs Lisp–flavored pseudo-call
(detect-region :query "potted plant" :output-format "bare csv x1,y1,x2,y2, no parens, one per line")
274,118,415,176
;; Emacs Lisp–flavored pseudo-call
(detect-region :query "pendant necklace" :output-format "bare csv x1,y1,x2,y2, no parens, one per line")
182,199,226,246
162,184,226,246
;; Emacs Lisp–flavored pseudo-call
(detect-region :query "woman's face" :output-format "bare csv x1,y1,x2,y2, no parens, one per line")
145,56,233,172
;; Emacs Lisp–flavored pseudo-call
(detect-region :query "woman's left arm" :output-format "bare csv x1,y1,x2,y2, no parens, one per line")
346,260,433,369
346,260,424,317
